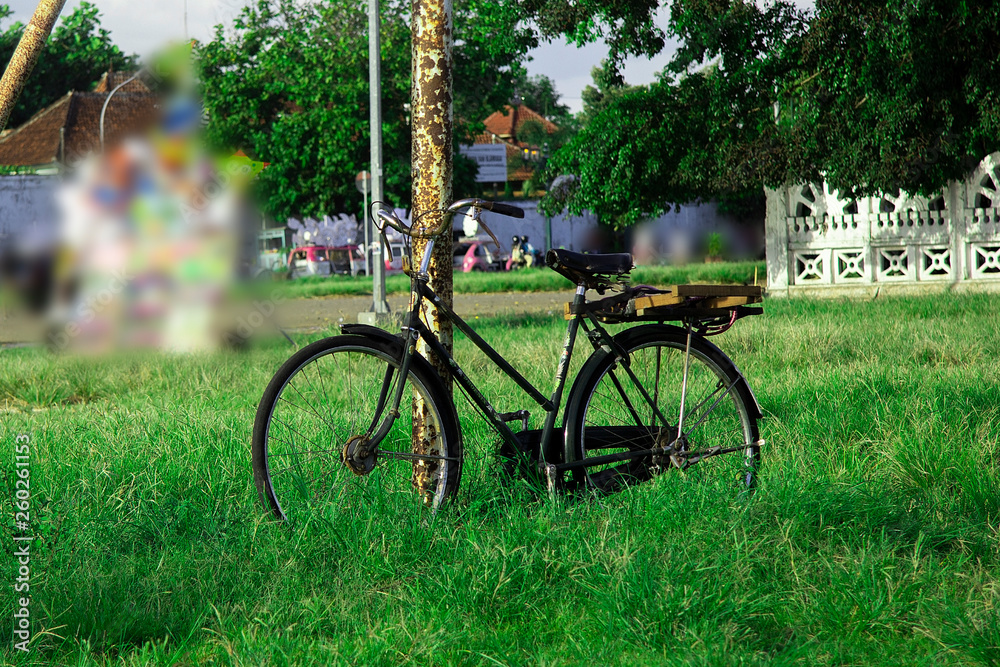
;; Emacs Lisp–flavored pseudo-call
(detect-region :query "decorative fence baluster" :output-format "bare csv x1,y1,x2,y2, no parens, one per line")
766,152,1000,293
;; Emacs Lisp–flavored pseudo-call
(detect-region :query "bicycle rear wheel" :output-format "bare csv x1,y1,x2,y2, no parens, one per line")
252,335,462,523
564,325,760,495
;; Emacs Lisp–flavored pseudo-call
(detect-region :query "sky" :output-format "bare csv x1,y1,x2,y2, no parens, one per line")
524,6,677,113
3,0,678,114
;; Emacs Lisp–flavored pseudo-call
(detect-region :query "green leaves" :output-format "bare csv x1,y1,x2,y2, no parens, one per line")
198,0,535,221
516,0,665,67
787,0,1000,199
546,72,721,227
541,0,1000,225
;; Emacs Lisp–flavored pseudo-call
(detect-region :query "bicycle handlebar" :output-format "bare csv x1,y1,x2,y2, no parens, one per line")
373,198,524,240
479,200,525,219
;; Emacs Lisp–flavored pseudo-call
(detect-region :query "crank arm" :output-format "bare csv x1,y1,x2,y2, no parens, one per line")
374,449,460,463
669,441,761,469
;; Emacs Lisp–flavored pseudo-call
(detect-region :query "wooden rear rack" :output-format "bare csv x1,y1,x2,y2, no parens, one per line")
564,284,763,322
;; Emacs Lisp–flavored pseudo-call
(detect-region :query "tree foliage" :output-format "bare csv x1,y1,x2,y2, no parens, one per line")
198,0,534,221
513,0,665,66
578,60,643,128
543,72,715,226
514,72,572,126
783,0,1000,199
0,2,136,128
537,0,1000,226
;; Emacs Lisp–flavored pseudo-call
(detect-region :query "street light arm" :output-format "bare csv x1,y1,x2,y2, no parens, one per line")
99,70,142,153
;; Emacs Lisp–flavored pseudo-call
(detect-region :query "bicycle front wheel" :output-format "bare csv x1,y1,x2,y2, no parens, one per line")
564,325,760,495
252,335,462,523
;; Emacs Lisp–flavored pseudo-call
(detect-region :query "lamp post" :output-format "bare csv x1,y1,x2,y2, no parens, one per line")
368,0,390,315
542,142,551,252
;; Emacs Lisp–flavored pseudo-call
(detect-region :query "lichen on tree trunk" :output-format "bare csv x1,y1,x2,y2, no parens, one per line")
410,0,453,496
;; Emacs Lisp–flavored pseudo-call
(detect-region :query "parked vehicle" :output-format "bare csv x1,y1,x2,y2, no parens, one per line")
384,242,406,275
328,245,366,276
287,245,365,279
380,238,503,274
454,237,504,272
287,246,329,278
506,235,543,270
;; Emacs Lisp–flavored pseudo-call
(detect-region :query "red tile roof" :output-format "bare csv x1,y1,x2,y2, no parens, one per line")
93,71,151,94
64,92,159,155
472,104,558,182
0,94,71,166
0,71,158,167
482,104,559,140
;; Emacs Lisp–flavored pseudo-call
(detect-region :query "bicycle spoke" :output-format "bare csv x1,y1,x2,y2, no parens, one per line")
285,380,338,433
270,415,328,452
681,377,741,440
570,330,759,494
652,344,662,424
681,378,727,425
269,453,339,477
602,368,646,426
376,450,459,462
268,445,341,458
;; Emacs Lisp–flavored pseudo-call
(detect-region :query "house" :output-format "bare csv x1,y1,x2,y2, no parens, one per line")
473,103,559,189
0,70,159,170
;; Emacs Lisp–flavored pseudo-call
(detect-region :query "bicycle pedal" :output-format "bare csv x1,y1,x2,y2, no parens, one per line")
498,410,530,431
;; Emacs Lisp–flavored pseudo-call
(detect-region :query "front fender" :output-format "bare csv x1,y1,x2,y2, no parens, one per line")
340,323,403,346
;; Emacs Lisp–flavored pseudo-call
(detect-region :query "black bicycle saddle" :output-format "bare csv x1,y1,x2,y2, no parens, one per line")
545,249,633,289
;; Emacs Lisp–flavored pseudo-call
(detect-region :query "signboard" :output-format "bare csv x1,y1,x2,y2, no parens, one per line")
459,144,508,182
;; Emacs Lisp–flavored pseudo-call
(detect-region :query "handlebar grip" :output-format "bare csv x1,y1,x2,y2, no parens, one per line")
484,201,525,219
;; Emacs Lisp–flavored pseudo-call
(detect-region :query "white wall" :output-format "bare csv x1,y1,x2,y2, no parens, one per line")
472,200,599,253
472,199,759,259
0,175,59,244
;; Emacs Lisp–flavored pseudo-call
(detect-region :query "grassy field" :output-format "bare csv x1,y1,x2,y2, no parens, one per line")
267,260,766,300
2,292,999,665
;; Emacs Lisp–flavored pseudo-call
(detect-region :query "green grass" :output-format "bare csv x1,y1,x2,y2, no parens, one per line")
2,292,1000,665
266,260,766,300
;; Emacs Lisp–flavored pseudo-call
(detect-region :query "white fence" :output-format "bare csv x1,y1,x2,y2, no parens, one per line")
765,152,1000,293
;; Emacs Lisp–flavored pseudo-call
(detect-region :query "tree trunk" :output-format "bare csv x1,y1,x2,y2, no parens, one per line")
410,0,453,494
0,0,67,132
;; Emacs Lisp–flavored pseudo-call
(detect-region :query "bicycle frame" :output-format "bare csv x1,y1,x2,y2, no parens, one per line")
363,202,754,484
367,260,696,489
395,271,587,477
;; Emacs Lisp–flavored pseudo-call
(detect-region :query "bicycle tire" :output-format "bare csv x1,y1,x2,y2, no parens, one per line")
563,324,760,494
252,335,462,523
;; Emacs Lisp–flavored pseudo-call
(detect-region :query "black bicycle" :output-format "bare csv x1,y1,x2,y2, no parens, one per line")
251,198,764,522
